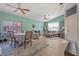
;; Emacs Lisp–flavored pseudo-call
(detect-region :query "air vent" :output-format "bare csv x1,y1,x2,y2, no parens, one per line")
66,5,77,17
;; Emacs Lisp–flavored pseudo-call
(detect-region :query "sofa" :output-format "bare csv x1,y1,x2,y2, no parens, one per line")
0,32,8,42
53,32,60,37
44,31,53,37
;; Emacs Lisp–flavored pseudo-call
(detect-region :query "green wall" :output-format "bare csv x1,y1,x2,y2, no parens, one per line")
44,15,64,30
48,15,64,23
0,11,43,32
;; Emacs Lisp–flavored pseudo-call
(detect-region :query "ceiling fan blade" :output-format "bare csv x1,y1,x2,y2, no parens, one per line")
6,4,17,9
22,9,30,11
14,9,19,12
21,10,25,14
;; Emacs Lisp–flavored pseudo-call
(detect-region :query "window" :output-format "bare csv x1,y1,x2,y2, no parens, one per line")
66,5,77,17
48,22,59,31
3,21,22,33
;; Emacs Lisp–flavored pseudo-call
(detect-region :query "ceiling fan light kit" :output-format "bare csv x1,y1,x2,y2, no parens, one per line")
43,15,49,20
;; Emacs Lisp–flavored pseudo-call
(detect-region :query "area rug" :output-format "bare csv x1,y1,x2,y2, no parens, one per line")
10,40,48,56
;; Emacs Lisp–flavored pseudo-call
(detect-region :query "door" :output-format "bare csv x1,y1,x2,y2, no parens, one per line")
65,4,78,55
66,14,77,42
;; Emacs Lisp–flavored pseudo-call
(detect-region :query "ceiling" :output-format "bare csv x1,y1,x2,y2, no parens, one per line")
0,3,64,22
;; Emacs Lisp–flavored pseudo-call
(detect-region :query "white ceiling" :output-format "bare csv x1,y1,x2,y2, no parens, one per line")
0,3,64,22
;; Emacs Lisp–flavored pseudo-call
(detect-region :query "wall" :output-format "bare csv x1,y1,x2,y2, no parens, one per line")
0,11,43,32
48,15,64,23
77,3,79,55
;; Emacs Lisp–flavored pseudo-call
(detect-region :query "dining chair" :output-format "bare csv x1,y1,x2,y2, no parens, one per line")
0,33,2,42
2,32,8,41
23,31,33,49
9,31,18,48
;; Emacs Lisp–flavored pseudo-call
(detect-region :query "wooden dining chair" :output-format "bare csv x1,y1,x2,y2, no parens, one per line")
23,31,33,48
9,31,18,48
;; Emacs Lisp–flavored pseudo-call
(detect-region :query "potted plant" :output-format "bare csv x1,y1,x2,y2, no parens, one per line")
32,24,35,31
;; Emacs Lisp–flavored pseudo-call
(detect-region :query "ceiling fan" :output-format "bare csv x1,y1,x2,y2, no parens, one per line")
43,15,49,20
5,3,30,14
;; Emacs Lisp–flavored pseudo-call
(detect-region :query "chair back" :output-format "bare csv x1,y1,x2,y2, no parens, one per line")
25,31,32,40
8,31,16,41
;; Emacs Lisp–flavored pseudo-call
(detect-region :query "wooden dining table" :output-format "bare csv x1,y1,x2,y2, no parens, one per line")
14,33,25,45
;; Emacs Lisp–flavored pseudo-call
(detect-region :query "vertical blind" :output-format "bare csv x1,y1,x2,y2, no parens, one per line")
3,21,22,33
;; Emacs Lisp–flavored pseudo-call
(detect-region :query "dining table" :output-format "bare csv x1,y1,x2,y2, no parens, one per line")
14,33,25,45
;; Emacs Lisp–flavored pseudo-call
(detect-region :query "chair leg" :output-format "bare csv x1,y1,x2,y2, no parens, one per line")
24,41,26,49
11,42,12,47
14,41,16,48
11,40,12,47
30,41,32,46
14,41,17,48
19,42,23,47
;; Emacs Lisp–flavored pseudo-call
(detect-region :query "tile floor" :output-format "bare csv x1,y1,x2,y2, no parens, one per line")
0,36,68,56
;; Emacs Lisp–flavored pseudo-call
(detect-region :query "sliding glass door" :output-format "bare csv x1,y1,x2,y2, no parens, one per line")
3,21,22,33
